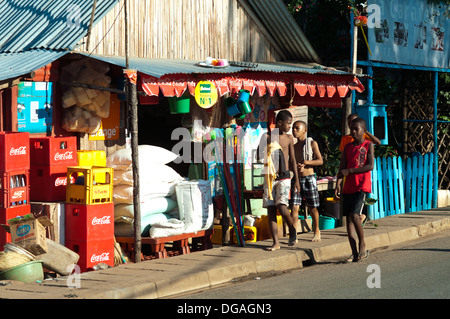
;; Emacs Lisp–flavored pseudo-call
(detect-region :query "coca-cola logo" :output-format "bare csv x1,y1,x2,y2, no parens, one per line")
55,177,67,187
54,151,73,161
91,216,111,225
12,190,25,199
55,176,75,187
90,252,110,263
9,146,27,156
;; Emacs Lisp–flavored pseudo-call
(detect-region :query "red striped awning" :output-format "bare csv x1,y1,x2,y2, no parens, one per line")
140,72,365,101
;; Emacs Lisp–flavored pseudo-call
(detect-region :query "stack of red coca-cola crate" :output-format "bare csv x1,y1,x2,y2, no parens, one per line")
0,132,31,250
29,136,78,202
64,202,115,272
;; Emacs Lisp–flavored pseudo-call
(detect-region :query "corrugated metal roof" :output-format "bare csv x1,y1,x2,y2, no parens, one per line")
0,0,119,53
0,49,67,82
81,53,354,78
243,0,321,63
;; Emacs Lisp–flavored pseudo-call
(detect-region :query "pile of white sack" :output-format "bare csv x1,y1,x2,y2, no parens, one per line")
109,145,214,239
109,145,184,237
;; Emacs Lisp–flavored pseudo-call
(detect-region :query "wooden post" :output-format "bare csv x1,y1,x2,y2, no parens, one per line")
86,0,97,52
352,25,358,75
123,0,140,262
432,71,438,207
124,0,129,69
345,24,359,135
125,70,141,262
402,84,409,159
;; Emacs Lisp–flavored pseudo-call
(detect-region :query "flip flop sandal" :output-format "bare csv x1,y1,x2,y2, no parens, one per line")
345,255,358,263
359,250,369,260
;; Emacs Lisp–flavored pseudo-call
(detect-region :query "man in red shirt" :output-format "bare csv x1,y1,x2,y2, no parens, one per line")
339,113,381,152
335,117,374,263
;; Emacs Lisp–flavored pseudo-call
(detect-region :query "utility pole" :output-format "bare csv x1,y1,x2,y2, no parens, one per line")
123,0,141,262
346,12,359,135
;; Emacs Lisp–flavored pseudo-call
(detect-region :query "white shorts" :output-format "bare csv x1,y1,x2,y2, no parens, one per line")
262,178,291,208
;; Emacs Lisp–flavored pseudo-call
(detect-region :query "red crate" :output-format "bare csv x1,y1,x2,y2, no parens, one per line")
0,205,31,250
0,169,29,189
30,165,72,202
0,132,30,171
0,169,30,208
65,203,114,242
30,136,77,167
65,238,114,272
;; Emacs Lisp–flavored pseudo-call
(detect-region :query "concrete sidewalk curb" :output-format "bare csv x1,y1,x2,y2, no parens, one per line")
112,214,450,299
0,208,449,299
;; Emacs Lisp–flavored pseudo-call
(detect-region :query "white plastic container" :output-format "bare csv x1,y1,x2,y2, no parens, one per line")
35,239,79,276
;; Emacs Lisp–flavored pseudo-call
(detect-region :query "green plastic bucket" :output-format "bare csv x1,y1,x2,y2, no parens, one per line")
169,96,190,114
0,260,44,283
318,215,337,230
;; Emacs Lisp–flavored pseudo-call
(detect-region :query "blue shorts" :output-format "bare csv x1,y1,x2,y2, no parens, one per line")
290,175,320,208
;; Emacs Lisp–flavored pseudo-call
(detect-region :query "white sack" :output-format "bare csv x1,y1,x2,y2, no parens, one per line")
175,180,213,233
113,182,176,204
113,165,183,185
107,145,179,168
149,218,185,238
114,197,178,221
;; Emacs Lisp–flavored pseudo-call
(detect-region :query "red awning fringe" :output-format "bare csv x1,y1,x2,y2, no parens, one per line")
139,72,365,100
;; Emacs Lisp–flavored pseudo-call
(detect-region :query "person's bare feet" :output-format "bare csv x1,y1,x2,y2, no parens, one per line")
266,245,280,251
312,232,321,242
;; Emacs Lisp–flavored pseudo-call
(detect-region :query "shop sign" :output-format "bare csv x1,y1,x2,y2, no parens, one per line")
194,81,218,109
367,0,449,69
89,94,121,141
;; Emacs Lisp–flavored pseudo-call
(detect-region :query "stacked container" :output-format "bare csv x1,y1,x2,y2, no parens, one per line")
29,136,78,202
0,132,31,250
64,158,114,272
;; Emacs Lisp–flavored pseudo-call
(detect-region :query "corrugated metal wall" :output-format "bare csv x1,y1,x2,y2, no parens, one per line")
75,0,282,62
0,0,119,53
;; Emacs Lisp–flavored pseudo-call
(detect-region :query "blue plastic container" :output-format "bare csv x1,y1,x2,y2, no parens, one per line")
318,215,337,230
227,103,241,117
237,89,250,103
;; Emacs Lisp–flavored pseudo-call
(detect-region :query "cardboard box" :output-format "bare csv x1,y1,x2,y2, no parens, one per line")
7,214,52,255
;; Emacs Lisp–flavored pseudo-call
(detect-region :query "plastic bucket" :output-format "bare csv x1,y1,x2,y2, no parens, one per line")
224,97,236,107
227,102,241,117
3,243,35,260
237,89,250,102
0,260,43,283
169,96,190,114
324,197,340,220
318,215,337,230
238,101,252,114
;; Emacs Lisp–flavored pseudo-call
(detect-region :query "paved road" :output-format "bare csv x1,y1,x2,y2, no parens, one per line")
179,229,450,299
